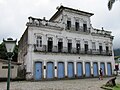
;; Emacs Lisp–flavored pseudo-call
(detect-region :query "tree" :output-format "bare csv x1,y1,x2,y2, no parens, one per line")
0,42,18,62
0,42,7,60
12,45,18,62
108,0,116,10
114,48,120,56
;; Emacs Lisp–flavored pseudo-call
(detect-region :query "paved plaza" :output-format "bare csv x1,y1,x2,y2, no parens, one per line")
0,76,120,90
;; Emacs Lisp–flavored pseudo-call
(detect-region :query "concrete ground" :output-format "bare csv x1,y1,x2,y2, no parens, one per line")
0,76,120,90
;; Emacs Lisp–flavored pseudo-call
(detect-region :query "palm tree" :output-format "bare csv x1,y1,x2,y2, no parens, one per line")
108,0,116,10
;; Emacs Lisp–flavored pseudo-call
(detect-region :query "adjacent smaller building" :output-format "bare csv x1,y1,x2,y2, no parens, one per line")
0,59,19,79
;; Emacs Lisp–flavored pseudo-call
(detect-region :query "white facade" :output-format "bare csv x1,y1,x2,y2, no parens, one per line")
0,59,19,79
18,6,114,80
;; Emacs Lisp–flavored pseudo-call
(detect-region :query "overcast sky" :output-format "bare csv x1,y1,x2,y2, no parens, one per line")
0,0,120,48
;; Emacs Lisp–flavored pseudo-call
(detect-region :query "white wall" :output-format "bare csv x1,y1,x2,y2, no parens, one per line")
30,53,114,78
0,62,18,79
27,26,112,51
22,7,114,80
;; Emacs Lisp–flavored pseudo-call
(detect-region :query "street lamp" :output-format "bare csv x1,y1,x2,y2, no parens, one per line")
3,38,17,90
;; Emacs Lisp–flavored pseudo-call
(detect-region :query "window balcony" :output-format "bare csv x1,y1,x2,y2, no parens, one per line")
65,25,90,34
92,49,112,56
34,44,112,56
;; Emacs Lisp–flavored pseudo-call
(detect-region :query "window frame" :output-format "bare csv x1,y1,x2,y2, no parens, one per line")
36,36,42,47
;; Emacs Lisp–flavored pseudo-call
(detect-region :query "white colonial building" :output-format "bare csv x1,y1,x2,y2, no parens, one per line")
18,6,114,80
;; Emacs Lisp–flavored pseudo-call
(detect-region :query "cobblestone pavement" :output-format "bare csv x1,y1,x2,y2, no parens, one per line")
0,76,120,90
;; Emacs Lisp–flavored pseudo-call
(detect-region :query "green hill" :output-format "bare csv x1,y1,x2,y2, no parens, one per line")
114,48,120,56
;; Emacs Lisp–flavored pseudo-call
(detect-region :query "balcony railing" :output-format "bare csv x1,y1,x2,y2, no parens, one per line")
34,45,112,56
65,25,90,34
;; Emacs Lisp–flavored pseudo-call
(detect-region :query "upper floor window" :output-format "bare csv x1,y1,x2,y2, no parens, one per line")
105,43,109,53
68,39,72,53
47,37,53,52
75,22,79,31
36,36,42,47
83,24,87,32
84,41,88,54
67,20,71,30
99,43,102,53
106,46,109,53
76,40,80,53
92,42,96,50
58,39,63,52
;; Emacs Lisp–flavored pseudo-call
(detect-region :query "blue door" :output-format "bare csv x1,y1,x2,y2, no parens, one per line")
85,62,91,77
58,62,64,78
47,62,54,79
93,63,98,77
100,63,105,76
35,62,42,80
77,62,82,77
107,63,112,76
68,62,74,78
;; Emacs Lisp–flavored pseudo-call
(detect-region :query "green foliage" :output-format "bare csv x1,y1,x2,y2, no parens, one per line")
0,42,7,60
101,84,120,90
0,42,18,62
108,0,115,10
114,49,120,56
113,84,120,90
12,45,18,62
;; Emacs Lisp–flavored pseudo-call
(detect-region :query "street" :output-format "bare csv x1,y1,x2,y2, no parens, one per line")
0,76,120,90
